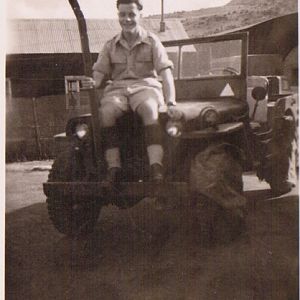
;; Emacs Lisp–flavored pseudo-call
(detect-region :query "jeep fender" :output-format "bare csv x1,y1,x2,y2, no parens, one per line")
209,142,246,163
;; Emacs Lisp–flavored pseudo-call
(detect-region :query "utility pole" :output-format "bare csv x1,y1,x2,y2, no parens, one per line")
160,0,165,32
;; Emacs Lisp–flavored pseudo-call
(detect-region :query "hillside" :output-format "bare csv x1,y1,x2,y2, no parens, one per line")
147,0,298,37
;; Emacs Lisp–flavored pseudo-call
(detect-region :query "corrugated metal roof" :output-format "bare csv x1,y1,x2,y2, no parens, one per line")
7,19,189,54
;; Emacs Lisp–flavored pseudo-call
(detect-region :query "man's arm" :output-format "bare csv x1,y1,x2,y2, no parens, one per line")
93,71,105,89
81,40,111,90
81,71,105,90
160,68,176,106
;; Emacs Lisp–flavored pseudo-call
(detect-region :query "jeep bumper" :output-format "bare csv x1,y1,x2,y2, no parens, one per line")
43,181,189,201
181,122,244,139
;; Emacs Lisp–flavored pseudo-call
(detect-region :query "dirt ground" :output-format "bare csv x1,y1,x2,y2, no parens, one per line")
5,161,299,300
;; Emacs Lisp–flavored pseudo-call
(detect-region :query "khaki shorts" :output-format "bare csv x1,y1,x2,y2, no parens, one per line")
101,80,164,111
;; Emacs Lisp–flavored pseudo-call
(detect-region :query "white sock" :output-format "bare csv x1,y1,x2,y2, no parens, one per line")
147,144,163,166
105,148,121,169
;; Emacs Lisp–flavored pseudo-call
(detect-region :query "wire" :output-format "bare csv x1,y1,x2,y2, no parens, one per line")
6,54,98,62
9,77,65,81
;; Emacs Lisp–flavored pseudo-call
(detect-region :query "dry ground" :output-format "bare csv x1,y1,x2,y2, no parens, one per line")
5,161,299,300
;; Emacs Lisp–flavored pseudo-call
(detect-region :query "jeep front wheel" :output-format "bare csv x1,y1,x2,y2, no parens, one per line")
47,150,102,237
47,195,101,237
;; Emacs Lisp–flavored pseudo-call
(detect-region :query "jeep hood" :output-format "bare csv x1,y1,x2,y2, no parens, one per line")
175,98,249,122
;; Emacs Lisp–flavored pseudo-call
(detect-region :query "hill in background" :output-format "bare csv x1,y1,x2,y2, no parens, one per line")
148,0,298,37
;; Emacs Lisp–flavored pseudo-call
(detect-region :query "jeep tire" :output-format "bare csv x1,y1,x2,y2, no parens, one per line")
47,150,101,237
189,144,247,240
261,115,297,196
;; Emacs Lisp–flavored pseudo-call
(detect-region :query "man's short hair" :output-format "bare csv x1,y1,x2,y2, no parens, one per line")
116,0,143,10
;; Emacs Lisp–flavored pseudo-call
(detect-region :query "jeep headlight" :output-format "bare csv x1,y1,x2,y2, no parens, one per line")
166,120,183,137
75,123,89,139
200,107,219,128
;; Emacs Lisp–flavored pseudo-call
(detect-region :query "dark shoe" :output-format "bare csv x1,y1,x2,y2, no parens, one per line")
271,181,294,196
150,163,164,183
104,167,121,185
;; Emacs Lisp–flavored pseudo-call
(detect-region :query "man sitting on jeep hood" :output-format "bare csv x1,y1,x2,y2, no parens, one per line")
88,0,176,183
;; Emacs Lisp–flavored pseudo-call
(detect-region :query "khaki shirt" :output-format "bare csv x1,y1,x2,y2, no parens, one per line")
92,26,173,83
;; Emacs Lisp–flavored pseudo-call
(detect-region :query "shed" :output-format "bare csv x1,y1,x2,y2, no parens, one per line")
6,18,189,160
7,18,189,97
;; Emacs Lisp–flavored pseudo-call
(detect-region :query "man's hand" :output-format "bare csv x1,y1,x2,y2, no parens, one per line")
81,71,105,90
167,101,176,107
167,105,183,120
80,76,96,90
158,102,178,116
166,101,178,118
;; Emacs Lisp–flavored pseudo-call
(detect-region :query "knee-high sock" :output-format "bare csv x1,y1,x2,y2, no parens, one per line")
101,126,121,169
147,144,163,166
105,147,121,169
144,124,164,166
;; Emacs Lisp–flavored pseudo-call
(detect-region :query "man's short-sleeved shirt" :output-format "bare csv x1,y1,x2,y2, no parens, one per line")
92,26,173,81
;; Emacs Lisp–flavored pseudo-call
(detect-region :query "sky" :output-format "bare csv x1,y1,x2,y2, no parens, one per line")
6,0,231,19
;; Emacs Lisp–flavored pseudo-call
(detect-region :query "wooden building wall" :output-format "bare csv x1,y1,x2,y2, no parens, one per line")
6,94,68,161
6,53,95,161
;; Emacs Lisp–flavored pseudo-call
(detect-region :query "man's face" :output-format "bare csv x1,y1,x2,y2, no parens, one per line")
118,3,141,34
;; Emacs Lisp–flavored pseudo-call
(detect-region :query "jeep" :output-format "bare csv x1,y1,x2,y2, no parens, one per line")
43,32,296,237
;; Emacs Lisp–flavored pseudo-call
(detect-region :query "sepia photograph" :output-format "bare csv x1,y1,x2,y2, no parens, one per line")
5,0,298,299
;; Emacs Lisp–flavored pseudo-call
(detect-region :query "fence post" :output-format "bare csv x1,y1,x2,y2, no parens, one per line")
32,97,42,159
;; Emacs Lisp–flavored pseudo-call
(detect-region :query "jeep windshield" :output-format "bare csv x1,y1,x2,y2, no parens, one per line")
162,33,248,101
163,33,246,80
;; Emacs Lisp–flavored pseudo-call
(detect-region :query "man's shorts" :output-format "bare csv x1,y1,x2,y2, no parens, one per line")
100,79,164,112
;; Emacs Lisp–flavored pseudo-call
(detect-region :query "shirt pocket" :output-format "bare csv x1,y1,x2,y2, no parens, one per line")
111,52,127,64
110,51,127,78
136,46,152,62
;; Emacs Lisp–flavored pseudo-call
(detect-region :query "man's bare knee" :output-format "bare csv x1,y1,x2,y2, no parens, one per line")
100,104,123,127
136,100,159,125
